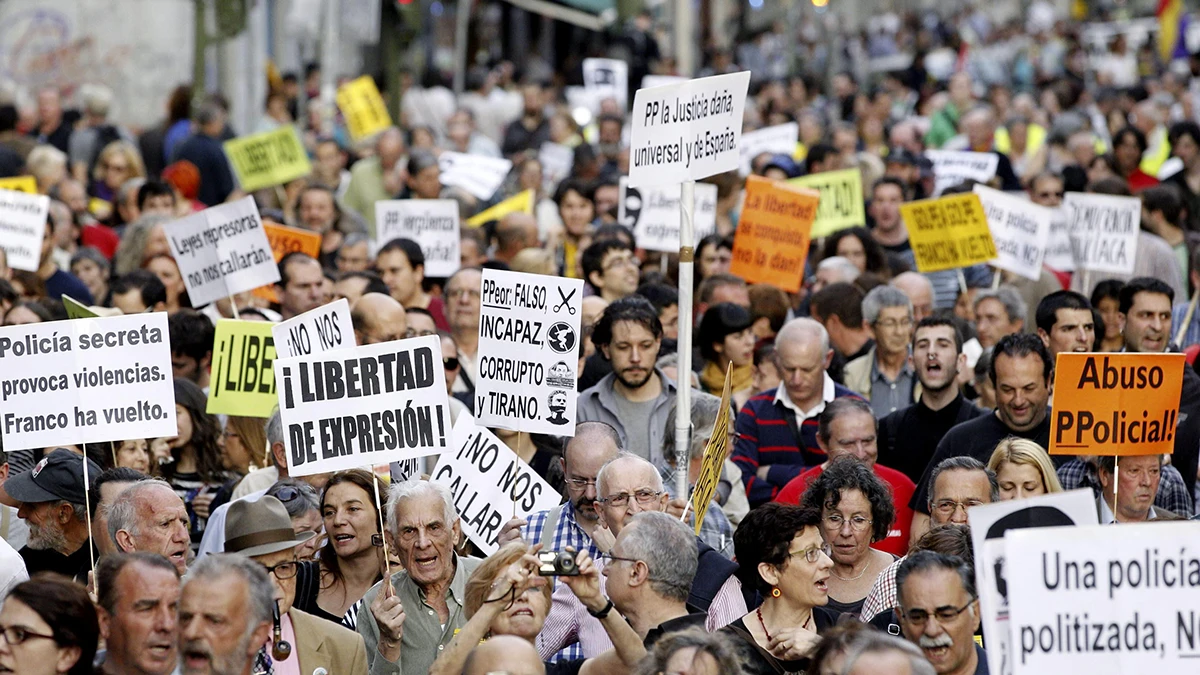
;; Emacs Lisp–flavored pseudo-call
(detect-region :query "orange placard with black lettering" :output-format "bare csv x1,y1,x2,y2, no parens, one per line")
1050,352,1185,456
252,223,323,303
728,175,819,293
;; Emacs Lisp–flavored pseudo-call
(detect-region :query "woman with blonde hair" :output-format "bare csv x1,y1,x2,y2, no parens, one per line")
509,247,556,276
27,144,68,195
987,437,1063,501
91,140,145,201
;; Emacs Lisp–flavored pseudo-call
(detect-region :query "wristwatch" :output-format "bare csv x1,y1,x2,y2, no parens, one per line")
586,599,614,619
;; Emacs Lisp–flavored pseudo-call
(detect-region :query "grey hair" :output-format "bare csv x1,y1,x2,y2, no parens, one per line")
662,391,723,463
619,512,697,603
655,352,679,371
595,452,663,498
343,231,370,249
70,247,111,277
80,83,114,118
385,479,458,536
187,554,275,632
927,456,999,510
107,479,177,547
266,479,320,519
861,285,913,326
896,550,977,607
816,256,861,283
195,100,224,126
632,627,744,675
775,317,831,356
974,286,1027,324
839,630,936,675
266,407,284,448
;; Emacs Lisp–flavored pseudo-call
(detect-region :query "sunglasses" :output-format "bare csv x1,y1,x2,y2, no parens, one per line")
444,357,459,370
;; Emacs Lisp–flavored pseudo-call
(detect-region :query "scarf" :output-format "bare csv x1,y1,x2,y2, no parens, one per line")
700,361,753,396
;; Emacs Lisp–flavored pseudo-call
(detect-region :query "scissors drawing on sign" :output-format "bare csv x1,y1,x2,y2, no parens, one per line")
554,287,577,314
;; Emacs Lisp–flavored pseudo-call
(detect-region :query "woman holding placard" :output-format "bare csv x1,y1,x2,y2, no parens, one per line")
162,378,230,550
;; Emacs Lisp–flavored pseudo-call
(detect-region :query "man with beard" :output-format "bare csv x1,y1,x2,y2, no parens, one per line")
896,551,987,675
96,552,181,675
878,318,984,486
178,554,274,675
5,449,99,581
579,297,678,464
107,480,192,575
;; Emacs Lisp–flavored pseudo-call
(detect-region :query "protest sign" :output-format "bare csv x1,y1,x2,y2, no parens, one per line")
926,149,999,196
901,193,997,273
582,58,629,112
465,190,534,228
617,177,718,252
968,490,1099,675
374,200,460,277
0,176,38,194
0,313,175,452
0,188,49,273
336,75,392,141
272,299,354,360
641,75,688,90
739,122,798,176
1006,521,1200,675
432,414,561,554
787,168,866,238
274,334,453,477
973,185,1052,280
207,319,278,418
728,176,819,293
1062,192,1140,276
166,197,279,308
691,364,731,535
223,126,312,192
476,269,584,435
263,222,322,259
1044,207,1075,271
437,152,512,201
62,296,98,319
538,142,575,194
1050,353,1185,456
628,71,752,188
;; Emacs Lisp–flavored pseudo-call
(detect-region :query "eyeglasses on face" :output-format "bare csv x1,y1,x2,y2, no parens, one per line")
261,560,299,580
787,544,831,564
822,513,873,532
597,489,662,507
598,553,640,566
899,597,976,626
933,499,985,517
444,357,460,370
566,477,597,490
0,625,56,646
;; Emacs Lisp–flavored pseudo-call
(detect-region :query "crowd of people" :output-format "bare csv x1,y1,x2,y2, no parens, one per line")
0,5,1199,675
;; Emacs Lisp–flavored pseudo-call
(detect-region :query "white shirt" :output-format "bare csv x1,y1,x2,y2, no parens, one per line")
1099,496,1157,525
773,372,836,420
0,537,27,604
195,489,270,559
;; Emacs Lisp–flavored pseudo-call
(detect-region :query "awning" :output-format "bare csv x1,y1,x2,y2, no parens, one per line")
500,0,617,32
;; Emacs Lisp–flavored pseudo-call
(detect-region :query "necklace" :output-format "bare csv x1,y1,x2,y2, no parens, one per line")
831,559,870,582
756,605,812,644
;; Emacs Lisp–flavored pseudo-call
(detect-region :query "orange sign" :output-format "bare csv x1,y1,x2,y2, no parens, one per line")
728,175,819,293
1050,353,1185,456
253,224,323,302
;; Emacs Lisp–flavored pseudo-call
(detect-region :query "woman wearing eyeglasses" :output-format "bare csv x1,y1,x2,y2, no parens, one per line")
0,575,98,675
720,503,836,675
799,456,897,617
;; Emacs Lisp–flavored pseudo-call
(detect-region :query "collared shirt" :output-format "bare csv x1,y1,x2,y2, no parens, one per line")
1098,495,1157,524
773,372,836,420
357,555,481,675
868,356,915,418
860,556,903,622
521,501,601,661
1057,457,1193,518
1171,301,1200,350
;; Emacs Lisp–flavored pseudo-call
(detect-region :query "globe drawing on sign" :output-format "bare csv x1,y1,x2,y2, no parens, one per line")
547,322,576,354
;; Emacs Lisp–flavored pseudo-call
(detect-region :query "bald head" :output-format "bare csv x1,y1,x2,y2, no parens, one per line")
891,271,934,322
581,295,609,329
776,317,830,354
566,422,622,465
376,127,405,167
463,636,544,675
352,292,407,345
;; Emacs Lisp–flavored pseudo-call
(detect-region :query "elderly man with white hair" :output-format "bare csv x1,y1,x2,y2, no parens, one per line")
812,256,860,293
358,480,482,675
107,479,192,575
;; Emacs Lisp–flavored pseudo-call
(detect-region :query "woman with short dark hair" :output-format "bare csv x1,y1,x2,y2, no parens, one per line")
0,575,98,675
697,302,756,409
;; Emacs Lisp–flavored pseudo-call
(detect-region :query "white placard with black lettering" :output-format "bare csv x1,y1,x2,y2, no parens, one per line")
0,189,49,273
926,150,999,196
1043,207,1075,271
273,334,453,476
1063,192,1140,276
374,199,461,278
539,142,575,194
1006,521,1200,675
166,196,279,308
437,152,513,201
476,269,583,435
739,122,799,176
432,414,562,555
618,177,718,252
0,313,176,451
628,71,752,188
582,58,629,112
967,490,1098,675
272,299,354,360
973,185,1053,280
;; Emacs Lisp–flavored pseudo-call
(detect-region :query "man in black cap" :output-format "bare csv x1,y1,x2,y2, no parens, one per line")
7,448,99,580
225,495,369,675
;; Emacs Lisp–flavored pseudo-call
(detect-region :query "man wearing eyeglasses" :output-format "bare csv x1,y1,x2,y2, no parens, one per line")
225,495,369,675
843,286,919,419
581,240,639,304
895,551,987,675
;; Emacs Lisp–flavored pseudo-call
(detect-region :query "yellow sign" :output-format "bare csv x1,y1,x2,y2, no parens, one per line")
63,295,98,319
900,193,997,273
207,319,278,418
1050,353,1185,456
223,126,312,193
691,364,732,535
465,190,535,228
0,176,38,194
336,76,393,141
788,168,865,238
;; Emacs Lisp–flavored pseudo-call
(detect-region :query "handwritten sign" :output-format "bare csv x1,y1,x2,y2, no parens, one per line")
0,188,49,273
166,197,279,308
900,193,997,273
617,177,717,252
207,319,278,418
438,152,512,201
926,149,999,196
1062,192,1140,276
974,185,1052,280
739,123,798,176
272,299,354,360
374,200,461,278
336,75,392,141
1043,207,1075,271
788,168,866,238
728,176,819,293
223,126,312,192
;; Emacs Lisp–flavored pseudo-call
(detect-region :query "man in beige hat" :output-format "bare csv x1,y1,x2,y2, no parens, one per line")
225,495,369,675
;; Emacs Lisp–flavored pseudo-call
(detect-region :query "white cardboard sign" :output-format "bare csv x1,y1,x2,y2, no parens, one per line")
1062,192,1140,276
967,490,1099,675
973,185,1053,280
374,199,461,278
432,414,561,555
165,196,279,308
739,122,799,176
538,142,575,194
582,58,629,113
476,269,583,435
617,177,718,252
1043,207,1075,272
926,150,999,196
272,298,354,360
274,334,453,476
628,71,752,188
437,152,512,201
0,189,49,273
0,313,176,451
1006,521,1200,675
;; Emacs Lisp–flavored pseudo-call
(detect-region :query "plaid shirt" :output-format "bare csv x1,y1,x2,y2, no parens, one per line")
860,556,904,622
1057,457,1194,518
